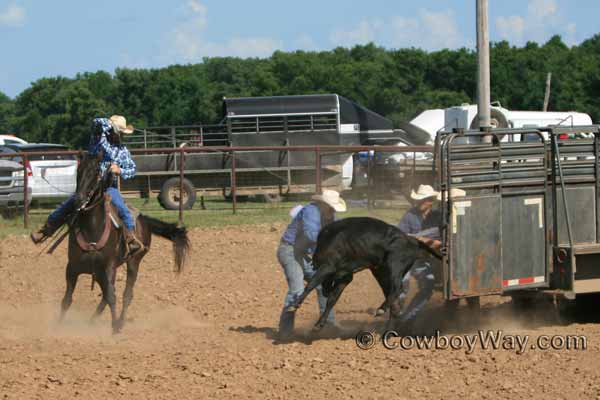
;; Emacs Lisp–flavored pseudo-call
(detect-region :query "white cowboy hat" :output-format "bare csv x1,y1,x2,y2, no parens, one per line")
109,115,134,135
410,184,440,201
311,189,347,212
436,188,466,201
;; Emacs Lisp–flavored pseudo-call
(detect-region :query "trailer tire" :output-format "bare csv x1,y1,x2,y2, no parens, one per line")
159,178,196,210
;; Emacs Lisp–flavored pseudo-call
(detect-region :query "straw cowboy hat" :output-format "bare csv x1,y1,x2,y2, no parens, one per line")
311,189,347,212
436,188,467,201
109,115,134,135
410,184,440,201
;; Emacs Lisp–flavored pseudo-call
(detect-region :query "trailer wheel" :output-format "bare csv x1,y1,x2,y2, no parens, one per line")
466,297,480,310
510,291,553,310
556,293,600,324
159,178,196,210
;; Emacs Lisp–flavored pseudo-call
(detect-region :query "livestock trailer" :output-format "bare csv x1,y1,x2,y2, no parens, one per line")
122,94,407,209
435,125,600,306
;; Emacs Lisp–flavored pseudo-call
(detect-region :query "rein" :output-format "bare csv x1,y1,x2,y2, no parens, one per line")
45,169,113,254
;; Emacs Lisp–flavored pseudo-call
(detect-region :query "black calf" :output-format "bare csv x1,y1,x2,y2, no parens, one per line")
292,217,440,331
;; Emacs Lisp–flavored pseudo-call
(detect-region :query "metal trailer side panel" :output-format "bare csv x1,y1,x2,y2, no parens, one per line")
555,186,596,245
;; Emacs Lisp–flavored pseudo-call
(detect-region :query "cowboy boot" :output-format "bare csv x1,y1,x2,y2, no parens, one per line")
30,221,60,244
278,310,296,341
124,228,144,257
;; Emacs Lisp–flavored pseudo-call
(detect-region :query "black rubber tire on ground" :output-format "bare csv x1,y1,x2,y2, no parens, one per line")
466,296,480,310
510,292,538,310
510,291,554,310
158,177,196,210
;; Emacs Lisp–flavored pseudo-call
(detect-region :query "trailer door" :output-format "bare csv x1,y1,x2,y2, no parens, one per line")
448,194,503,298
501,195,547,290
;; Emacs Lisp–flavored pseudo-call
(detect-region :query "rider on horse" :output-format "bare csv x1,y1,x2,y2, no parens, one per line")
30,115,143,257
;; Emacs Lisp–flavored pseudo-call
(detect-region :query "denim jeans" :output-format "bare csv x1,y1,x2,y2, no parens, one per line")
398,258,435,322
48,187,135,230
48,195,76,225
277,242,335,323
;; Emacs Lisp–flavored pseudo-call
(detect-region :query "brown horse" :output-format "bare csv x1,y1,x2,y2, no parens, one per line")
59,153,190,333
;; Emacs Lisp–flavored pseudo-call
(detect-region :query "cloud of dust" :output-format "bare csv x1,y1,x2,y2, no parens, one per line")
0,303,208,341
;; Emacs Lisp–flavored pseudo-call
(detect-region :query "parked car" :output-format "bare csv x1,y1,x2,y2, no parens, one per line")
0,147,32,217
0,134,27,146
4,143,77,202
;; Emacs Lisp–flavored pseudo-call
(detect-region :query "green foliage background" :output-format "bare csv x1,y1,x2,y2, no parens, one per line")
1,35,599,149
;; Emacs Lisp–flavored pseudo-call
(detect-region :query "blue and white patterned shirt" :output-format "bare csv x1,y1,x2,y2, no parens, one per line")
88,118,136,180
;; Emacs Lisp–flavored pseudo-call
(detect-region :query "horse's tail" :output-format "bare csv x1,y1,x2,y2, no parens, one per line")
139,214,190,274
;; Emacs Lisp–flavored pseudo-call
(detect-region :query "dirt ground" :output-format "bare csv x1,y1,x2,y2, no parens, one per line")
1,224,600,400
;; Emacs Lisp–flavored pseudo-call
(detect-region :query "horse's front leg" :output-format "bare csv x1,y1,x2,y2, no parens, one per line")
96,265,119,334
60,263,79,322
90,265,116,322
115,257,141,332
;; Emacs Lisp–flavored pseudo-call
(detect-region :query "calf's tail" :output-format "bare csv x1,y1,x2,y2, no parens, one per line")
416,238,443,260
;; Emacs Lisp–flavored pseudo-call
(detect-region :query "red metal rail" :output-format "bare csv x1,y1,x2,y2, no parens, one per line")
0,145,434,229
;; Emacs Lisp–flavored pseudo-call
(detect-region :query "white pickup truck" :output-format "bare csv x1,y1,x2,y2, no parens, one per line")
0,147,31,217
4,143,77,203
0,134,27,146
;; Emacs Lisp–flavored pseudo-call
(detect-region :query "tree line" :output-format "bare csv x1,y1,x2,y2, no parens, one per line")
0,34,598,149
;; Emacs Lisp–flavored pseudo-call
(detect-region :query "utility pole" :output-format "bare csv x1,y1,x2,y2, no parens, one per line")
543,72,552,111
476,0,491,130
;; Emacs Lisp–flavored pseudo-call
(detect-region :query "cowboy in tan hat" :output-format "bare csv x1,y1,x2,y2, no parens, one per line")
277,189,346,340
31,115,143,258
381,185,466,327
398,185,440,242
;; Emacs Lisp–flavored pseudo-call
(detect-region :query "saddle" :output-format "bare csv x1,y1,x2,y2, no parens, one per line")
74,193,140,252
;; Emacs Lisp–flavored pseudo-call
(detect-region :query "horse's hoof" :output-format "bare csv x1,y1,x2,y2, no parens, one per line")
112,322,124,334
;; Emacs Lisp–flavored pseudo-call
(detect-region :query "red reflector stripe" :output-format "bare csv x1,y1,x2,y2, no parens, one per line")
502,276,545,287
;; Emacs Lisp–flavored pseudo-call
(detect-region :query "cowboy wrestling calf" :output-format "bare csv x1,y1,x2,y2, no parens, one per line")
291,217,441,331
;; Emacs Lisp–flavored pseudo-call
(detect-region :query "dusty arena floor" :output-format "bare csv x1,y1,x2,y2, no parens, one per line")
1,225,600,399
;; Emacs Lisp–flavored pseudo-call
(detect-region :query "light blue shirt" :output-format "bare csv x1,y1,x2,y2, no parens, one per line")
281,203,324,255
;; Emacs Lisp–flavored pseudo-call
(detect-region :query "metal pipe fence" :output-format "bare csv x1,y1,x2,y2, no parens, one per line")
0,145,435,229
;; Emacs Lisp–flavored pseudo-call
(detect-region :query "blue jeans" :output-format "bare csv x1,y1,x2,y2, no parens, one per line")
48,187,135,230
277,242,335,323
398,259,435,322
48,195,76,225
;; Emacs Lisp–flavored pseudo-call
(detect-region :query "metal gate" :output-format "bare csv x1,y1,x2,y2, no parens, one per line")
437,129,549,299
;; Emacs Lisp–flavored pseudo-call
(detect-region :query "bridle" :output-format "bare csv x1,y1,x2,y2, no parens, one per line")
76,167,111,213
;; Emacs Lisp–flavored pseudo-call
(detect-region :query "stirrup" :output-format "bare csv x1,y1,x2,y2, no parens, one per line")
125,236,144,258
30,222,59,244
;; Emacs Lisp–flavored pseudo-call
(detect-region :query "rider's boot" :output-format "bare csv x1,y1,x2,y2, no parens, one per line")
30,220,60,244
124,228,144,258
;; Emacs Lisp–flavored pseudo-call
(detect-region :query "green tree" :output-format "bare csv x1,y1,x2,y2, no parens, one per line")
0,91,15,133
7,33,600,149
